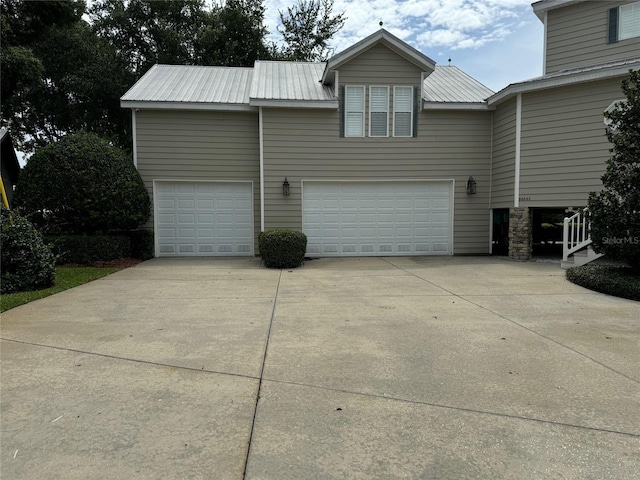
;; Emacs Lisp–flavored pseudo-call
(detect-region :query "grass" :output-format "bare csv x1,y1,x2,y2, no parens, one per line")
1,267,119,312
566,265,640,301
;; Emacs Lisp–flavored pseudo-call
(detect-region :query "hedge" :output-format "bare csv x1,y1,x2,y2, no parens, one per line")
259,229,307,269
566,265,640,301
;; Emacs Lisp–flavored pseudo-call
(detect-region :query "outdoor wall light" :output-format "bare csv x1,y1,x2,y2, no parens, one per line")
467,176,477,195
282,177,290,196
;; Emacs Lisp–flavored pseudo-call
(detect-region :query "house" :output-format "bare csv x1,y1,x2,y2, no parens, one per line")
0,127,21,207
121,0,640,262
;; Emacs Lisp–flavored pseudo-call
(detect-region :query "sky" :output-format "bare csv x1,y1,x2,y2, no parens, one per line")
265,0,545,93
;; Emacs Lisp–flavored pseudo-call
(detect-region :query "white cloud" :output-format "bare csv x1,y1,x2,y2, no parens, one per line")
264,0,543,90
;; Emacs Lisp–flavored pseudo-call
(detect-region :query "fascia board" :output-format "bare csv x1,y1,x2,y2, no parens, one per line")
422,102,493,111
120,101,257,112
249,99,339,109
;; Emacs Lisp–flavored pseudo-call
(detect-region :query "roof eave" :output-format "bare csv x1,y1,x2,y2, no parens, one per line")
532,0,588,22
120,100,257,112
422,101,493,111
488,63,640,106
249,99,339,109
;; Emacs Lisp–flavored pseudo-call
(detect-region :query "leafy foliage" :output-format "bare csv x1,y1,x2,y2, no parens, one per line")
45,235,132,265
588,70,640,272
566,265,640,301
13,132,150,235
127,229,155,260
259,229,307,268
278,0,346,61
1,0,131,153
1,207,56,294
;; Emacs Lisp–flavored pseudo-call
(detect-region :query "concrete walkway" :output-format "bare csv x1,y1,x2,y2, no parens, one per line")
1,256,638,479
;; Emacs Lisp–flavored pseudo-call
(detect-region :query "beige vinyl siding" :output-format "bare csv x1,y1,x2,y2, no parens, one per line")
262,108,492,255
135,109,260,247
490,97,516,209
545,1,640,74
518,78,623,207
338,43,423,85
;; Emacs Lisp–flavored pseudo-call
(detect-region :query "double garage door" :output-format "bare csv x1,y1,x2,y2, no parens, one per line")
155,181,253,256
303,181,452,256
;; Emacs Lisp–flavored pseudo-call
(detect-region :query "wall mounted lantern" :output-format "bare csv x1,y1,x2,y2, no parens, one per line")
466,176,477,195
282,177,290,196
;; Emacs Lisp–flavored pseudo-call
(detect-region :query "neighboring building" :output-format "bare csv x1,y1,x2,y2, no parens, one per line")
121,0,640,261
0,127,20,207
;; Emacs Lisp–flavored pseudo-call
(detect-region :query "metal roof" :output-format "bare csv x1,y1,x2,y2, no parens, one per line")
250,61,335,104
488,56,640,105
121,64,253,105
422,66,494,103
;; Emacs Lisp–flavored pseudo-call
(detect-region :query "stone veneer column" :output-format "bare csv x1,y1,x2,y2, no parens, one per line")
509,207,532,261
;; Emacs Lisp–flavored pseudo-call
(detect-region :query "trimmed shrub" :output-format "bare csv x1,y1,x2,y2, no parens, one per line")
45,235,131,264
566,265,640,301
1,207,56,294
13,131,150,234
259,229,307,269
128,229,154,260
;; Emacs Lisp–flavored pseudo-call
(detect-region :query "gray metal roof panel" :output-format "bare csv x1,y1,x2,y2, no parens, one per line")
488,56,640,105
121,65,253,104
422,66,495,103
250,61,335,101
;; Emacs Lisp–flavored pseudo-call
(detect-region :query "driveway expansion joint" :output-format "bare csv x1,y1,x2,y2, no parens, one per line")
260,378,640,439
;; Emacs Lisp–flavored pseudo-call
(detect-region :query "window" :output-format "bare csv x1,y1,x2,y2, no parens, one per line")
393,86,413,137
345,86,365,137
369,86,389,137
609,2,640,43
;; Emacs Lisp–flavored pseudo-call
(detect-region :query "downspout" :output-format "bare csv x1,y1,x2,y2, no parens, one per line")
132,109,138,168
542,12,548,75
489,111,494,253
514,93,522,208
259,106,265,232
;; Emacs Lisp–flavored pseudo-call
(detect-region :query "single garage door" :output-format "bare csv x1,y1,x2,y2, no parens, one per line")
155,181,253,256
303,181,452,256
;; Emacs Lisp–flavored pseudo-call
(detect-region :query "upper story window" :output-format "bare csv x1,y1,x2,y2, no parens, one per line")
369,86,389,137
609,2,640,43
345,86,365,137
393,86,413,137
342,85,416,138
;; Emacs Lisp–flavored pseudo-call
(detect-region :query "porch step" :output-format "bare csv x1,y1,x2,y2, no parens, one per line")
561,246,604,269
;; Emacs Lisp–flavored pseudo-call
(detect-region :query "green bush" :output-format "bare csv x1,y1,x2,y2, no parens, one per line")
1,207,56,294
566,265,640,301
45,235,131,264
259,229,307,269
14,131,150,234
128,229,154,260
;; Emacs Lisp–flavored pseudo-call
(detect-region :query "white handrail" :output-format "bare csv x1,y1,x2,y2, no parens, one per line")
562,207,592,261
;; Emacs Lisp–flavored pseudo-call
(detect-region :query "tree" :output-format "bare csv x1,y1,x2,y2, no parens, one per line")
278,0,346,61
89,0,209,77
195,0,273,66
13,132,150,235
1,0,131,154
588,69,640,273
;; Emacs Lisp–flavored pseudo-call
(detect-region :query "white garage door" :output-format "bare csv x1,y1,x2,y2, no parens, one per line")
303,181,452,256
155,181,253,256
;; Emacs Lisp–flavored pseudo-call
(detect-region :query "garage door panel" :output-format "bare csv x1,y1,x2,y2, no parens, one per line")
155,181,253,257
303,181,451,257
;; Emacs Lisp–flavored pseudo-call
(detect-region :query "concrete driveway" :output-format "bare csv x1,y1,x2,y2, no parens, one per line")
1,256,639,479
